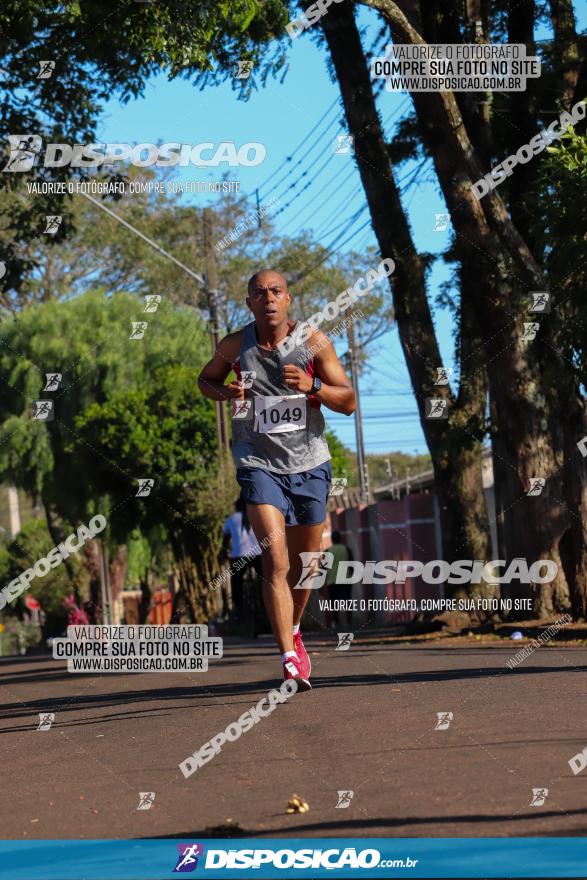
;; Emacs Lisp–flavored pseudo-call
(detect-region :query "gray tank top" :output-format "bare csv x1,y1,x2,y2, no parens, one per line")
231,321,331,474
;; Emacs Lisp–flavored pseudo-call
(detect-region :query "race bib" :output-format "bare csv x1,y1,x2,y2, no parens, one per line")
254,395,307,434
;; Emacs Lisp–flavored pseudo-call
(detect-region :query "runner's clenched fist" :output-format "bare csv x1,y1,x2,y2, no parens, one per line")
225,380,245,400
283,364,313,394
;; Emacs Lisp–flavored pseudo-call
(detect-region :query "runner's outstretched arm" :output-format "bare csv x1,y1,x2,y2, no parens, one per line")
198,333,243,401
282,330,356,415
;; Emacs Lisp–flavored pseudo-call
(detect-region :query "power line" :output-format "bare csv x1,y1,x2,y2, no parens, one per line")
346,225,377,255
257,97,340,193
290,158,431,283
280,99,411,238
271,149,340,218
314,203,369,241
259,98,415,247
79,192,205,286
257,98,341,197
361,391,415,397
308,183,365,237
291,215,373,283
328,413,421,421
286,171,363,236
311,154,424,242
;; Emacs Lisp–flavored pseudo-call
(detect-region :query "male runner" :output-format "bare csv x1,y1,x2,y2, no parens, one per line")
198,269,356,691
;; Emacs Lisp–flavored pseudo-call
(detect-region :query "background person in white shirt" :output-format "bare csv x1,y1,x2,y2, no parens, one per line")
221,498,262,621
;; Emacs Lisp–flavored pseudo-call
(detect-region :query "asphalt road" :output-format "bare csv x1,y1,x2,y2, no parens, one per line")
1,634,587,840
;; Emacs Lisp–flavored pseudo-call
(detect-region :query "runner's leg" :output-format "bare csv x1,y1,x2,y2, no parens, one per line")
286,523,326,627
245,503,293,654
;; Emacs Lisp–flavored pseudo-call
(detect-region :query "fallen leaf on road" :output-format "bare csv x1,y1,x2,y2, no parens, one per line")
286,794,309,814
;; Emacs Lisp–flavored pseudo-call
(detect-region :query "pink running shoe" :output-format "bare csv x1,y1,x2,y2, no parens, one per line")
294,631,311,679
283,654,312,692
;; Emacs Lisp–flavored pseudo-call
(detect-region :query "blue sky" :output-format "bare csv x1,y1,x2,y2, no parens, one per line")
96,6,579,460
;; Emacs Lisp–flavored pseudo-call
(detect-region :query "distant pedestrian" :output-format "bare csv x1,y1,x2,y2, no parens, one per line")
221,498,262,620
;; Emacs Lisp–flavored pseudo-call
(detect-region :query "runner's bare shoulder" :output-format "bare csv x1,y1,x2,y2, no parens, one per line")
200,329,244,381
217,328,245,366
304,328,332,357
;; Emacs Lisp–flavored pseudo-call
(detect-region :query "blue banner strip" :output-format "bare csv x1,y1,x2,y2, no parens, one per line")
1,838,586,879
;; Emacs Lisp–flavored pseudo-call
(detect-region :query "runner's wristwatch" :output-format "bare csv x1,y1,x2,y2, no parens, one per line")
308,377,322,395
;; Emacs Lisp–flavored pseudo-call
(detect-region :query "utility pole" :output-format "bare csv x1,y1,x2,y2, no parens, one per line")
98,539,111,625
7,486,20,536
255,188,263,228
203,207,229,454
347,321,369,503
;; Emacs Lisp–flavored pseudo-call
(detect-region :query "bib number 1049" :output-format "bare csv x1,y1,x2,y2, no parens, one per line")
254,395,307,434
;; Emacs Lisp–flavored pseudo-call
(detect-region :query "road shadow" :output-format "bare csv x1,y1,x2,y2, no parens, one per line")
0,651,585,730
149,805,587,839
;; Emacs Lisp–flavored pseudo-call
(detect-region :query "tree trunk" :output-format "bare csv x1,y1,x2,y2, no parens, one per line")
356,0,572,615
548,0,583,109
545,0,587,618
169,531,222,622
420,0,493,167
359,0,544,283
42,498,80,603
139,573,151,623
83,538,101,623
318,0,490,565
560,391,587,617
506,0,539,245
108,544,128,606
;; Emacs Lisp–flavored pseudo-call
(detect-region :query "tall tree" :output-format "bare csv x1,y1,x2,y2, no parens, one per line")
0,290,228,618
315,0,491,568
348,0,584,614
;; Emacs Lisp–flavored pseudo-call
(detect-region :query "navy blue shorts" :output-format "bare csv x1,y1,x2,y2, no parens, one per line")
236,461,332,527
